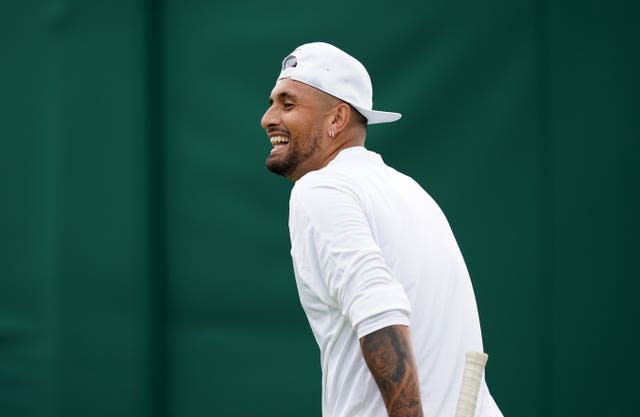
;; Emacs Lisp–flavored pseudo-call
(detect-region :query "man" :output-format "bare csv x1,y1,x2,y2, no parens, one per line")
260,42,503,417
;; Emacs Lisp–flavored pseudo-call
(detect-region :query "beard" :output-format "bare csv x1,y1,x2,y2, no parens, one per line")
266,127,322,179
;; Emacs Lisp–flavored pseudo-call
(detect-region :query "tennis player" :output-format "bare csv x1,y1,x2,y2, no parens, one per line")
260,42,503,417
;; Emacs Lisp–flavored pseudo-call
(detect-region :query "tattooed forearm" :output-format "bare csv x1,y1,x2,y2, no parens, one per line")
360,325,424,417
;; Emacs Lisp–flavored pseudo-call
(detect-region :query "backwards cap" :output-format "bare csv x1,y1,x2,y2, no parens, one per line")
277,42,401,124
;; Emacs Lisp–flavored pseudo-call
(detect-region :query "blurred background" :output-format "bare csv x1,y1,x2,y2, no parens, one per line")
1,0,638,416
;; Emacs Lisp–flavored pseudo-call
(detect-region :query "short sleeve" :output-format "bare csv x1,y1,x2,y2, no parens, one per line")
356,310,411,339
289,174,411,330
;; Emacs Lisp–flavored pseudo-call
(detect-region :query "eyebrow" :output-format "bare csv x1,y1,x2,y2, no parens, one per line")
269,91,298,105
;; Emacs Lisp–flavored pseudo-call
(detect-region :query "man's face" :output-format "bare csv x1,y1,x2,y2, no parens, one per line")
260,79,332,181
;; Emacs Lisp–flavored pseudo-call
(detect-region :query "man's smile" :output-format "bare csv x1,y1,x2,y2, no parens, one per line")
269,135,290,154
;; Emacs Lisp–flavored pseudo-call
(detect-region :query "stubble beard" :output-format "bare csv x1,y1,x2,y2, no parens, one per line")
266,127,322,179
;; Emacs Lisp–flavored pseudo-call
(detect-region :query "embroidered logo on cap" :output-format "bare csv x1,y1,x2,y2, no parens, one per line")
282,55,297,70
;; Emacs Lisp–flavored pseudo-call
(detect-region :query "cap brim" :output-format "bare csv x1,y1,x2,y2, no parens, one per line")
353,105,402,125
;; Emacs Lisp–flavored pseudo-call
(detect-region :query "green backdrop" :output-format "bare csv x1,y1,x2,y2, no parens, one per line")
1,1,638,416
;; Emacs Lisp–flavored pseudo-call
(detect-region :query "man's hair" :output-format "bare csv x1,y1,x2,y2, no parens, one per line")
350,105,368,127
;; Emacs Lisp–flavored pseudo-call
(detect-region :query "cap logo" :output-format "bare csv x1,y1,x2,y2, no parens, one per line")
282,55,297,70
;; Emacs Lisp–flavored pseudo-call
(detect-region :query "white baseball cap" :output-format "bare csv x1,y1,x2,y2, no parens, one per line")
277,42,401,125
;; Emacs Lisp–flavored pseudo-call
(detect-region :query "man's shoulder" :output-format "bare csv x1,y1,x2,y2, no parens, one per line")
294,147,379,189
290,174,353,214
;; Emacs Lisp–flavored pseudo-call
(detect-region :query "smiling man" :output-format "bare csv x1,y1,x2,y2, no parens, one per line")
260,42,503,417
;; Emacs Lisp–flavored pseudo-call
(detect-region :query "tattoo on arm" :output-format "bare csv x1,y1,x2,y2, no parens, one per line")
360,325,424,417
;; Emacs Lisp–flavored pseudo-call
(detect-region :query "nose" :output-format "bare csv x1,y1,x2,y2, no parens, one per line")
260,105,278,129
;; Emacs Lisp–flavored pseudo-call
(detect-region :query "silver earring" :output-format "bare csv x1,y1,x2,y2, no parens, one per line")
328,129,335,138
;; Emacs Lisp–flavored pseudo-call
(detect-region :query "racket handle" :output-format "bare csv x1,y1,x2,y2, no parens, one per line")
454,351,488,417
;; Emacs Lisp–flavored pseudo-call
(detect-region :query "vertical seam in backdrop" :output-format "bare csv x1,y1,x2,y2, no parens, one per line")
146,1,168,416
533,0,555,415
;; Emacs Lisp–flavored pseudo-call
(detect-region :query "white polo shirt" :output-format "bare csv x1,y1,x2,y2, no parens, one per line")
288,146,503,417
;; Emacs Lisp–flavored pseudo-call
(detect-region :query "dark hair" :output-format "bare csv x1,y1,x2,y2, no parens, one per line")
350,105,368,127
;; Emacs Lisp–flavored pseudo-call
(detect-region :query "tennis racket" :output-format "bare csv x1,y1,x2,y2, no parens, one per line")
454,351,488,417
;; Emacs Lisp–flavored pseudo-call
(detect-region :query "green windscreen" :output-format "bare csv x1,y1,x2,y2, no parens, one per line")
1,1,638,416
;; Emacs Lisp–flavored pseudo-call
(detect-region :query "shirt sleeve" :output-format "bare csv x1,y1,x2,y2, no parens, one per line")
356,310,411,339
289,174,411,331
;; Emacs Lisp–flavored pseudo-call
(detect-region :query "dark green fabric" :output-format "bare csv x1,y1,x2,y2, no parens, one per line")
1,1,638,416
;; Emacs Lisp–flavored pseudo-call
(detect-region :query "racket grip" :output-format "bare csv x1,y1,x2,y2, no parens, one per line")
454,351,488,417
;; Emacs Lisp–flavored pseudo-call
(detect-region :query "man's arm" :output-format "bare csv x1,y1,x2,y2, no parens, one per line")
359,325,425,417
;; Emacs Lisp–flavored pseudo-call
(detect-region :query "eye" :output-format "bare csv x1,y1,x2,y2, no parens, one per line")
283,102,295,109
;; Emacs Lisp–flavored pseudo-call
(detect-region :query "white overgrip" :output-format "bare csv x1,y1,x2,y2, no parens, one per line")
454,351,489,417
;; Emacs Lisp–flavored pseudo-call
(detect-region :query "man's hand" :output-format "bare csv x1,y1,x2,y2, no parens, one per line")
360,325,424,417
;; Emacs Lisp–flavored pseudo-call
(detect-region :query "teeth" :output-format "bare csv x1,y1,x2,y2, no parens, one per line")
270,136,289,145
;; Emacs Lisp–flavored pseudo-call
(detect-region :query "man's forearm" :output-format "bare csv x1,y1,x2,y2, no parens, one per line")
359,325,424,417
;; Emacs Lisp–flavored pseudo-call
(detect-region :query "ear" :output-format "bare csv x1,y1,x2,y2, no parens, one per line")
328,102,352,136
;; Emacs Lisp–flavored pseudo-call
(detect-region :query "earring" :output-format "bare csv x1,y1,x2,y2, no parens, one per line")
328,129,335,138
